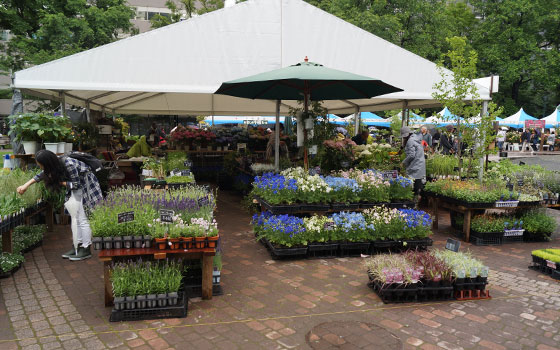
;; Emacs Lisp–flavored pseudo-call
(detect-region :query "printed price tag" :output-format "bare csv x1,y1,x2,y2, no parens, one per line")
445,238,460,252
546,260,556,269
180,170,190,176
159,209,174,223
117,211,135,223
142,169,153,176
381,170,398,179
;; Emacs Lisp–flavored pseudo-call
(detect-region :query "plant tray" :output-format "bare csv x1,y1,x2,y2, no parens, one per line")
518,200,542,206
298,204,330,212
0,262,23,279
495,200,519,208
387,201,415,209
110,291,187,322
372,240,401,251
502,235,524,243
339,242,370,257
402,237,433,250
167,183,189,190
416,285,454,302
263,238,308,259
369,280,418,304
331,203,360,211
529,262,559,278
22,240,43,254
454,278,487,291
469,232,502,246
307,243,339,258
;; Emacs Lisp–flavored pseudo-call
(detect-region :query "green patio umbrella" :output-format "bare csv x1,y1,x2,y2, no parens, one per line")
215,57,403,170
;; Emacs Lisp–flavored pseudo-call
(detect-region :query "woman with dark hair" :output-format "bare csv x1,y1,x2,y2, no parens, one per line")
17,150,102,261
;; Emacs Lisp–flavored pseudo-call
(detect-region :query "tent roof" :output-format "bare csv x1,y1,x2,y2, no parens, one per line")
501,108,536,124
13,0,492,116
543,106,560,124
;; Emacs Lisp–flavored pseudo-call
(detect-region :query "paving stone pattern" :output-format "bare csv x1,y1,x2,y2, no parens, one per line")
0,190,559,350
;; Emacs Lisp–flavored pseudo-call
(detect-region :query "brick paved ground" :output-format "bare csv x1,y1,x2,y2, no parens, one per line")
1,190,559,350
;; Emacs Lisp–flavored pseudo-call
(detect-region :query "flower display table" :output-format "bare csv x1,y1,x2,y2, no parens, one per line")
2,203,53,254
428,195,541,242
98,247,215,306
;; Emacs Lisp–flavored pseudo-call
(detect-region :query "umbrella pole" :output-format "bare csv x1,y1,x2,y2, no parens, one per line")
275,100,280,171
303,90,309,171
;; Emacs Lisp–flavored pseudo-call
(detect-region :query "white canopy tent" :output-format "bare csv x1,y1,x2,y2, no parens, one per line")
13,0,494,117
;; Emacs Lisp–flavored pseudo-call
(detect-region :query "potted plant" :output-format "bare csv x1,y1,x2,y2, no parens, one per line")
8,113,43,154
37,114,71,153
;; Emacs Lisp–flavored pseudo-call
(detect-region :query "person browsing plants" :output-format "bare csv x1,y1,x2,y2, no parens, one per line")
400,126,426,199
17,150,103,261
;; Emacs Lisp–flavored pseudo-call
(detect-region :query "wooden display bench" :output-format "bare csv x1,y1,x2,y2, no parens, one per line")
2,204,53,254
98,247,215,307
429,196,540,242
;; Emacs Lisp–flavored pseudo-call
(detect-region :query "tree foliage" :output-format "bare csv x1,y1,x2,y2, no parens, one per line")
0,0,136,71
151,0,225,29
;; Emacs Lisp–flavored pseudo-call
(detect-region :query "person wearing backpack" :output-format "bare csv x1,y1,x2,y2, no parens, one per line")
16,150,103,261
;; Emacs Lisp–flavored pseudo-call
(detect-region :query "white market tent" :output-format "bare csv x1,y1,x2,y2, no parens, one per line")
500,108,536,129
203,115,286,125
542,105,560,127
13,0,494,117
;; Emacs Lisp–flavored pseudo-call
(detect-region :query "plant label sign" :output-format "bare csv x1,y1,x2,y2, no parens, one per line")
159,209,174,223
546,260,556,269
184,160,192,167
445,238,460,252
381,170,398,179
117,211,135,224
180,170,190,176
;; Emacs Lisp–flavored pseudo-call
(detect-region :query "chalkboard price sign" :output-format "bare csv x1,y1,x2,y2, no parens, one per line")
159,209,175,223
118,211,135,224
445,238,460,252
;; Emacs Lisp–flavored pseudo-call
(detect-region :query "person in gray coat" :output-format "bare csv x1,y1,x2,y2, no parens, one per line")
400,126,426,196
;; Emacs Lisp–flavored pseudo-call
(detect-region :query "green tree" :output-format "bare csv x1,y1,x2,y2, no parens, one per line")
151,0,197,29
0,0,136,71
433,37,503,178
469,0,560,117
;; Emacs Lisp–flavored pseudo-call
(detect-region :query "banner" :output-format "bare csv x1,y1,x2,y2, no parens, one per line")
525,120,545,129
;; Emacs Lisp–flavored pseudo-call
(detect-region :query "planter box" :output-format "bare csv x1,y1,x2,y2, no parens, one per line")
307,242,339,258
110,291,187,322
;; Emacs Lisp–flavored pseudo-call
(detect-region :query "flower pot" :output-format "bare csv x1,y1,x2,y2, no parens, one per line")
123,236,133,249
207,235,219,248
125,296,136,310
22,141,38,154
57,142,65,154
181,237,193,249
136,295,147,309
147,294,157,308
168,292,178,306
143,235,152,248
44,142,59,153
155,238,167,250
103,237,113,250
134,235,143,248
194,237,206,249
157,293,167,307
92,237,102,250
64,142,73,153
113,236,123,249
114,296,125,310
168,238,181,250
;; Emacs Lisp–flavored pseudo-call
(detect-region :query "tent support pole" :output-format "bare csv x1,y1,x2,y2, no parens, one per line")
354,107,360,136
275,100,281,171
478,101,488,181
86,102,91,123
401,100,408,127
60,92,66,117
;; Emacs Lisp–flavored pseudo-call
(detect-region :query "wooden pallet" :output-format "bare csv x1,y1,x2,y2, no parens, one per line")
454,289,491,301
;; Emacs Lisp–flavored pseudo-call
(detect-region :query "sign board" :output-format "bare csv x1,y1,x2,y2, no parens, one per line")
525,120,545,129
97,125,112,135
445,238,460,252
159,209,175,223
381,170,399,179
142,169,153,177
546,260,556,269
117,211,135,223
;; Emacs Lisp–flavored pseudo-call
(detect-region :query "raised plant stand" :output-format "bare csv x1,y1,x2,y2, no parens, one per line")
99,247,215,307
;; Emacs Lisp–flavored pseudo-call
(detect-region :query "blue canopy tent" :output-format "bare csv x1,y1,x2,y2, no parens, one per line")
500,108,536,129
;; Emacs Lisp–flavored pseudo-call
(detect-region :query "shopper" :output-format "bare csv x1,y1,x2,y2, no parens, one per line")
520,129,531,152
400,126,426,198
351,129,370,145
17,150,102,261
530,129,539,151
547,130,556,151
146,122,164,147
440,125,455,154
420,126,432,150
497,127,507,151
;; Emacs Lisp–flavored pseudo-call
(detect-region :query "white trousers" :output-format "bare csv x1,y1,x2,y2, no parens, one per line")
65,190,92,249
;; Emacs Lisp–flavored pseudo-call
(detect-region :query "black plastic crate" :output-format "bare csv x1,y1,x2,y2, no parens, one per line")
416,285,454,302
110,291,187,322
263,238,308,259
502,235,524,244
369,280,417,304
454,278,487,291
469,233,502,246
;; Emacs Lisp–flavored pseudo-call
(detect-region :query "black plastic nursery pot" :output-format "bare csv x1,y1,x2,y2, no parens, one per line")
307,242,339,258
339,242,370,257
110,290,187,322
298,203,330,212
262,238,308,259
370,280,418,304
